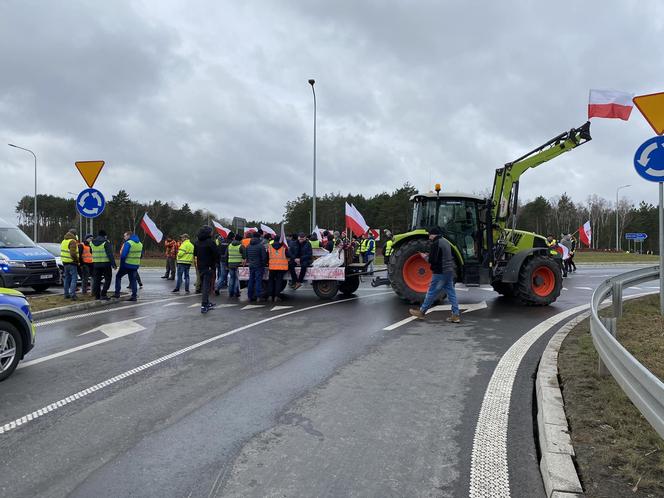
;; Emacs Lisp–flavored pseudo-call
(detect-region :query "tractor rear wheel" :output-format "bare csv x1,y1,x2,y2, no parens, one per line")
389,238,433,304
516,256,562,306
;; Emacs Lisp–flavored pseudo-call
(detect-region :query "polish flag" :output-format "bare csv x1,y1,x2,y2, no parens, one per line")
212,220,231,238
279,223,287,244
368,228,381,241
578,220,592,247
260,223,276,236
345,202,369,236
243,227,257,236
555,243,570,261
588,89,634,121
140,213,163,244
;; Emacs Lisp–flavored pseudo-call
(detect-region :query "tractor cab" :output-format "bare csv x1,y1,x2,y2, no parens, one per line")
409,192,486,264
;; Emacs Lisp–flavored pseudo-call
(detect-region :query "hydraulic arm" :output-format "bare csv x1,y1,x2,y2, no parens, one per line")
491,122,592,229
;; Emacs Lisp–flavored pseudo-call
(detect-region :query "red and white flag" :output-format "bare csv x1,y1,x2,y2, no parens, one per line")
140,213,163,244
260,223,276,236
555,244,570,261
212,220,231,238
588,89,634,121
345,202,369,236
279,223,286,245
243,227,257,236
578,220,592,247
368,228,381,241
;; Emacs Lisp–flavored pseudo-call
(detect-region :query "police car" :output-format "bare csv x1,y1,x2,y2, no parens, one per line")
0,287,35,381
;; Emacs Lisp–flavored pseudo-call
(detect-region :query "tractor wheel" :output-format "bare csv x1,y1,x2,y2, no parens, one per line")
339,276,360,296
492,282,515,297
388,238,432,304
516,256,562,306
312,280,339,300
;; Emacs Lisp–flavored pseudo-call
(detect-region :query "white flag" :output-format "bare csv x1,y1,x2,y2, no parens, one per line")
260,223,277,236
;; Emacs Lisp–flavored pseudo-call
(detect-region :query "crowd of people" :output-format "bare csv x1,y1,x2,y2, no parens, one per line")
58,226,388,315
546,233,578,277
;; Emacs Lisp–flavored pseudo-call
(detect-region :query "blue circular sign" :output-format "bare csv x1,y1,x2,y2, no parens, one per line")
634,136,664,182
76,188,106,219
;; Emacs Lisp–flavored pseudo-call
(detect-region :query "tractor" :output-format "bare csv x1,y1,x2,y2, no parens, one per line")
387,122,592,305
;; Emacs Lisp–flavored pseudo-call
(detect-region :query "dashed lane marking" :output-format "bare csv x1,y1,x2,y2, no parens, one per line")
574,286,593,291
0,291,392,435
162,302,185,307
242,305,265,310
271,306,293,311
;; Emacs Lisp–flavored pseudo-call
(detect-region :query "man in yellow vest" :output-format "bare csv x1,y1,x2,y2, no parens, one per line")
113,231,143,301
60,231,80,300
91,230,117,300
383,233,394,266
173,233,194,293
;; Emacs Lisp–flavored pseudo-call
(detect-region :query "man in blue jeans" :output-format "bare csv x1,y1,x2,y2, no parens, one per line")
409,227,460,323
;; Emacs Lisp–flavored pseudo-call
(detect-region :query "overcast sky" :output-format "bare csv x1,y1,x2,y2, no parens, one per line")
1,0,663,226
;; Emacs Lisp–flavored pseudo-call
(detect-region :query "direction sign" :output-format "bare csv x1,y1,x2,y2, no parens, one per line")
633,92,664,136
75,161,105,188
625,232,648,240
76,188,106,218
634,136,664,182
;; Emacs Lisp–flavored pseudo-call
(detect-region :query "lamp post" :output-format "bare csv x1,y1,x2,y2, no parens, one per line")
615,184,631,251
8,144,38,242
308,79,317,234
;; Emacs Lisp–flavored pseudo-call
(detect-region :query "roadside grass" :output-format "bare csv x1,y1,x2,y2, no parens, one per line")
574,252,658,264
140,257,167,268
27,293,97,312
558,302,664,497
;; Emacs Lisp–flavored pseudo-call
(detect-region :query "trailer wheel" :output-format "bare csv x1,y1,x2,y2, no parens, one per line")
313,280,339,300
339,277,360,295
516,256,562,306
389,238,431,304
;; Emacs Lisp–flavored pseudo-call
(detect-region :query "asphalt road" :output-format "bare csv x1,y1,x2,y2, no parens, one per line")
0,265,655,497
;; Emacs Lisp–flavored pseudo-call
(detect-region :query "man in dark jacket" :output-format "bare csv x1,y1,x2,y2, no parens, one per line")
243,232,267,302
290,232,313,290
91,230,117,300
194,226,219,313
409,227,460,323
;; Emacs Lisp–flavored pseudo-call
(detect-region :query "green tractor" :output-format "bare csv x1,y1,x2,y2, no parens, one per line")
387,122,591,305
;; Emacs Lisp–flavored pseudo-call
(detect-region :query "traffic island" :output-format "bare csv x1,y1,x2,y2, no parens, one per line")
30,293,128,320
557,296,664,497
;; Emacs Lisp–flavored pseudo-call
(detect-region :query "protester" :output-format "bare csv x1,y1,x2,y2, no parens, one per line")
76,234,93,294
361,231,376,274
60,231,80,300
383,232,394,266
114,231,143,301
323,230,334,252
215,232,231,295
309,233,320,249
409,227,460,323
243,232,267,302
91,230,116,300
287,234,299,289
267,237,289,302
290,232,312,290
172,233,194,293
560,234,573,276
162,236,178,280
194,225,219,313
568,234,577,272
227,233,243,298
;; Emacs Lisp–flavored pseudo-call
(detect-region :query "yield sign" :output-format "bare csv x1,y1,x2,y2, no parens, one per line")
75,160,105,188
633,92,664,135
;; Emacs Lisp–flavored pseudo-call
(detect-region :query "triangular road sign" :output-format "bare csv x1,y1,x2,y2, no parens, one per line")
633,92,664,135
75,160,105,188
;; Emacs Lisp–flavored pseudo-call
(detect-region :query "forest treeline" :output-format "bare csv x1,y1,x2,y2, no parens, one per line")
12,185,657,253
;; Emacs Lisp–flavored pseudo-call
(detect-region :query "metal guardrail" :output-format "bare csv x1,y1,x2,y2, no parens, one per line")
590,265,664,439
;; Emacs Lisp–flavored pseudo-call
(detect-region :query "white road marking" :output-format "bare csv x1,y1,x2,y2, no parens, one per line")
562,287,568,291
188,303,200,308
271,305,294,311
36,294,198,328
242,305,265,310
1,291,392,435
216,304,238,308
469,303,589,497
574,286,593,291
20,318,149,369
468,291,657,496
383,302,487,331
456,287,469,292
162,302,184,307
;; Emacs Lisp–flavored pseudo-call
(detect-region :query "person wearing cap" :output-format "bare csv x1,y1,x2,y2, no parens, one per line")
409,227,460,323
173,233,194,293
290,232,312,290
91,229,117,300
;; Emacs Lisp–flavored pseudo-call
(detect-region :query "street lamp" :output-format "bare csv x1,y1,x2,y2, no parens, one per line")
8,144,38,242
615,184,631,251
308,79,317,234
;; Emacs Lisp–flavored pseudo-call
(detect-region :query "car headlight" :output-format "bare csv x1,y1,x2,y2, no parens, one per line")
0,256,24,269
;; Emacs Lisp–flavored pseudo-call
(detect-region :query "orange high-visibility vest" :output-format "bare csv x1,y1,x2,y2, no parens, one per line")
268,245,289,271
242,238,251,248
81,244,93,264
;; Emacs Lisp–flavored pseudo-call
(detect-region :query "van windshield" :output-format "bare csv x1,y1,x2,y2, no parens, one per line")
0,228,36,248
